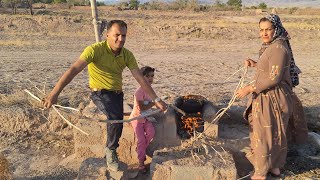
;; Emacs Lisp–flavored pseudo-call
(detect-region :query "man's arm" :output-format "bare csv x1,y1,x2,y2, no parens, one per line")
43,59,88,108
131,69,167,111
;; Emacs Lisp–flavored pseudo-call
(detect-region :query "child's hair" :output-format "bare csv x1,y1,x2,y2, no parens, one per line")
140,66,155,76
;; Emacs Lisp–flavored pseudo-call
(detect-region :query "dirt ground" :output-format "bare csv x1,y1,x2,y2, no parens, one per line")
0,6,320,179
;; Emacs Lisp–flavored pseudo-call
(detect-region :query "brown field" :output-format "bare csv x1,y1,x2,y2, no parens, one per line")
0,6,320,179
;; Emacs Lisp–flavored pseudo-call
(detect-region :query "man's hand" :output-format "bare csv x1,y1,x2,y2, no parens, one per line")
41,59,87,109
236,86,254,99
155,100,168,111
244,58,257,67
42,93,58,109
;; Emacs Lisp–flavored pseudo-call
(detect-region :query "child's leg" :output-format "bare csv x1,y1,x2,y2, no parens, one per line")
144,121,155,147
132,122,147,163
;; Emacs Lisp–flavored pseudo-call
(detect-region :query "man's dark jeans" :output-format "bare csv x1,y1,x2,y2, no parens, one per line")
90,90,124,150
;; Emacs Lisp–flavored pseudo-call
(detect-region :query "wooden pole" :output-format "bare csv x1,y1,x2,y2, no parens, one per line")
90,0,101,42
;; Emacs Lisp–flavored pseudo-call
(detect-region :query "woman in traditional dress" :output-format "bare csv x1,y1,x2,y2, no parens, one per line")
236,14,302,179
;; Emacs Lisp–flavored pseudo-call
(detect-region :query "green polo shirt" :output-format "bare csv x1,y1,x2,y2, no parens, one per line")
79,41,139,90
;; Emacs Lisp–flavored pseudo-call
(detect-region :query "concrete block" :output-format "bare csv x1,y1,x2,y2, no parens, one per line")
204,122,218,138
203,101,218,122
151,147,237,180
148,109,181,155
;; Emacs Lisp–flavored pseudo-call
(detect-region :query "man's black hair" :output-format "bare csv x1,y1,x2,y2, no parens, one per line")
106,20,127,31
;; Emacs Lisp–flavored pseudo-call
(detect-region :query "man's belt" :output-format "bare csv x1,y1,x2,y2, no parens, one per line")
91,88,123,94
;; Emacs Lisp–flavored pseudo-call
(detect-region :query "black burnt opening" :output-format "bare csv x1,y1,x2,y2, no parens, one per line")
173,95,206,139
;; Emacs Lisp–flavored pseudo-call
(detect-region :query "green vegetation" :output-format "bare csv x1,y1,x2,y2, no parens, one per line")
128,0,139,10
258,2,267,9
226,0,242,10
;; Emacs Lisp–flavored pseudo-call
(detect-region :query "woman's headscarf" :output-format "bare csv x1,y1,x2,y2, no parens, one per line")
259,14,300,87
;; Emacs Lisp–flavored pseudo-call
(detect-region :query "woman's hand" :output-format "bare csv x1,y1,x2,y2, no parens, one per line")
244,58,257,67
236,86,254,99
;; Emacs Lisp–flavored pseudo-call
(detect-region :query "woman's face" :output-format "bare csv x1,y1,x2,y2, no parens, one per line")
259,21,275,43
144,72,154,84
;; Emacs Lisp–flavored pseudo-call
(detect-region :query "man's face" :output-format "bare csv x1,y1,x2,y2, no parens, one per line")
259,21,275,43
106,23,127,52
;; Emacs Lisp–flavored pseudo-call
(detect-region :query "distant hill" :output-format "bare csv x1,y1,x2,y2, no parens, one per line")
103,0,320,7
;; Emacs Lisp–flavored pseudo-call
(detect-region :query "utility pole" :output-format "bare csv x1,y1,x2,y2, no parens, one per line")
90,0,101,42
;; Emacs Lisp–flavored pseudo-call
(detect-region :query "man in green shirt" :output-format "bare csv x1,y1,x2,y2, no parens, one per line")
42,20,167,171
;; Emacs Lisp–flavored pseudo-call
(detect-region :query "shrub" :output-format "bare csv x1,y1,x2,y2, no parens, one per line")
226,0,242,10
129,0,139,10
258,2,267,9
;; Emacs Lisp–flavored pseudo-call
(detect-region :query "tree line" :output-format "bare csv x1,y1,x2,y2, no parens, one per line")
0,0,270,15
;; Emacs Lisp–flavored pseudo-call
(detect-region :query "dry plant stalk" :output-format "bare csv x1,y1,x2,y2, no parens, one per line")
183,67,249,165
192,66,248,143
24,89,89,135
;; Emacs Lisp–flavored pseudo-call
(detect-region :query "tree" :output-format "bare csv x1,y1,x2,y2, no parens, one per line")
128,0,139,10
226,0,242,9
53,0,66,3
187,0,200,10
25,0,33,15
214,0,226,8
2,0,20,14
258,2,267,9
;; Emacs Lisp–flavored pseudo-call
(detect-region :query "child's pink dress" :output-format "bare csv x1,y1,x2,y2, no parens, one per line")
129,87,155,163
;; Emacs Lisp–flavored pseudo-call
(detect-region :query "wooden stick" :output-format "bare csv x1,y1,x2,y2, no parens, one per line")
27,79,46,95
99,109,162,124
24,89,42,101
169,105,186,116
24,89,89,135
54,104,79,112
211,146,226,165
52,106,89,135
24,89,79,112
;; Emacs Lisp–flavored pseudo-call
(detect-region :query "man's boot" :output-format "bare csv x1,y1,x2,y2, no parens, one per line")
105,148,119,171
